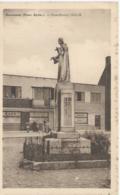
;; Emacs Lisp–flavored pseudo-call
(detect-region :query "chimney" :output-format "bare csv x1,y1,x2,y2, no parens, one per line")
106,56,111,67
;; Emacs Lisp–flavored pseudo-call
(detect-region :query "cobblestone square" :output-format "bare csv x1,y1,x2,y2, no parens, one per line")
3,138,110,188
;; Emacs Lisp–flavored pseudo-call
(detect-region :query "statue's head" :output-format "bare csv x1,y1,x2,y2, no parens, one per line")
58,38,64,45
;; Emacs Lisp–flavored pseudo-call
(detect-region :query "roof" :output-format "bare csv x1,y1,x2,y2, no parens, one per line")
3,73,101,87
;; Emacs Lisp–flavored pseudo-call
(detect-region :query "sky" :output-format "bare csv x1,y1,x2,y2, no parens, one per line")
3,9,111,84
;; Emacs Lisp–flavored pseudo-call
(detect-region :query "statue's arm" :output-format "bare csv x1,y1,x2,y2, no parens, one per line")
50,56,59,64
50,47,61,64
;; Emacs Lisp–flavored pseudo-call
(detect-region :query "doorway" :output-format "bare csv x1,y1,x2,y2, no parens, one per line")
21,112,30,130
95,115,101,129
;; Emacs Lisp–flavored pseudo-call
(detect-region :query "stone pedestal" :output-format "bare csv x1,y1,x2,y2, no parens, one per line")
44,137,91,155
57,132,79,139
52,81,91,157
55,82,75,132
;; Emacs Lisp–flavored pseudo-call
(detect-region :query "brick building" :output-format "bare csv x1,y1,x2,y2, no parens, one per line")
3,73,106,131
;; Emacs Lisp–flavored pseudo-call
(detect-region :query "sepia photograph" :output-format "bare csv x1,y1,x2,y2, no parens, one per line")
1,2,118,193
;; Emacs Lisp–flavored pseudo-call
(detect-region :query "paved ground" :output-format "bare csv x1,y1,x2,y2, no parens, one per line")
3,130,48,138
3,137,110,188
3,130,110,138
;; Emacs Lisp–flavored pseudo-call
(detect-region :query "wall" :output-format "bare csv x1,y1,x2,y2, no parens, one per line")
3,74,105,131
3,111,21,130
3,74,56,99
3,75,56,130
74,83,105,130
3,110,54,131
3,98,32,108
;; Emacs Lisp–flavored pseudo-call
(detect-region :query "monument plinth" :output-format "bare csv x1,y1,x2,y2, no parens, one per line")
55,82,75,133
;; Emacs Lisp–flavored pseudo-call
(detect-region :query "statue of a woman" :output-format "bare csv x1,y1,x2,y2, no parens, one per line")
51,38,70,82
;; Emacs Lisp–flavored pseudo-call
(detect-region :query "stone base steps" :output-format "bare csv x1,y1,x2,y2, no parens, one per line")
21,159,109,170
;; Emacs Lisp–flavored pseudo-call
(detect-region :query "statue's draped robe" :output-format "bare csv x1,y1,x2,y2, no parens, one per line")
57,43,70,82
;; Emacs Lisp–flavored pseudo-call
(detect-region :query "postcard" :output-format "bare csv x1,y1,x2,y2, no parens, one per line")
0,2,118,195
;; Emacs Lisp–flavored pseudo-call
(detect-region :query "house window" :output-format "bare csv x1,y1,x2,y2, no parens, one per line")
75,112,88,124
33,87,44,100
76,92,85,101
33,87,54,100
33,87,54,106
3,86,21,98
91,93,101,103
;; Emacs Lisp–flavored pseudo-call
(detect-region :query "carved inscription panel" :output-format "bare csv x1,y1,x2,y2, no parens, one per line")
63,97,72,126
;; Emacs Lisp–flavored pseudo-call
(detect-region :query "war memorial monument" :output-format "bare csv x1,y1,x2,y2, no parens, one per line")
21,38,107,170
